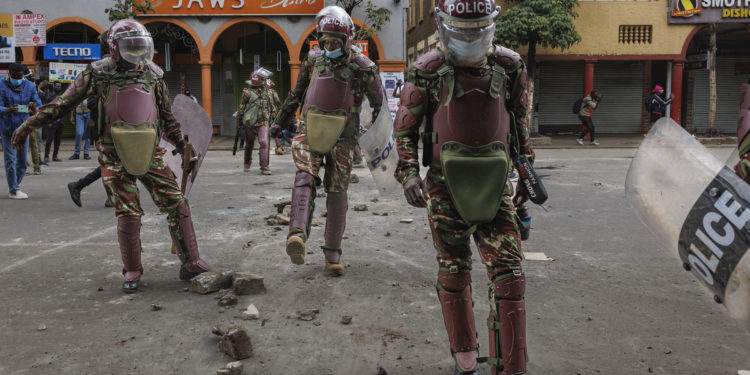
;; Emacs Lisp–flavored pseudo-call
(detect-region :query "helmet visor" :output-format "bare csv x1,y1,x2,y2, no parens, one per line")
118,36,154,65
439,22,495,67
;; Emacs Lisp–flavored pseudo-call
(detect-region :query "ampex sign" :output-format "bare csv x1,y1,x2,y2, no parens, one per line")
141,0,324,16
670,0,750,23
43,44,101,61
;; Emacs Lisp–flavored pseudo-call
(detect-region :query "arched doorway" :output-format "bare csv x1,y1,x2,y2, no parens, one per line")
682,23,750,134
143,21,202,105
207,19,293,135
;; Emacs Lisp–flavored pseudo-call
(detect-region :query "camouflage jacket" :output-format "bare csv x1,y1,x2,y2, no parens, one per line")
21,57,184,147
238,86,272,127
393,46,535,185
273,48,383,135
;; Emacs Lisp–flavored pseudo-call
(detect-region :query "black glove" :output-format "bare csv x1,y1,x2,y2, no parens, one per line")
174,139,186,156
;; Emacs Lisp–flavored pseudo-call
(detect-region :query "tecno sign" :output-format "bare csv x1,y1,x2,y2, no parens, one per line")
43,43,101,61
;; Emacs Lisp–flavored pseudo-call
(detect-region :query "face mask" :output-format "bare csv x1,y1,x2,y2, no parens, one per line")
10,78,23,87
445,38,489,66
325,48,343,59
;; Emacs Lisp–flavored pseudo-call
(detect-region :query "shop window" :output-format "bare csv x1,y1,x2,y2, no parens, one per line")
619,25,652,44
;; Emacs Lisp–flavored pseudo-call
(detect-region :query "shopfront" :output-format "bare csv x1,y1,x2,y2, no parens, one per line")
4,1,407,136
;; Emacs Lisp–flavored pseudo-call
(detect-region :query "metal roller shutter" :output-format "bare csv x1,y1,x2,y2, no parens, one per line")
163,65,202,104
691,56,750,134
592,61,644,133
211,65,223,131
537,61,584,133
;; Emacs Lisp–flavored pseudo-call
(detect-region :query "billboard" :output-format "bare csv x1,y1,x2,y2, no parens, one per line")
143,0,325,16
44,44,101,61
49,62,89,83
669,0,750,23
13,14,45,47
0,14,14,63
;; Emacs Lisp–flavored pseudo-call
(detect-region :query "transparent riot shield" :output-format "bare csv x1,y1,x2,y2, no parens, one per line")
358,94,400,196
626,117,749,328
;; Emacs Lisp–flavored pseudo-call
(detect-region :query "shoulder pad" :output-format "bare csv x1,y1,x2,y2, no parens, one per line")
352,53,376,69
492,45,522,70
91,57,116,73
148,61,164,77
413,49,445,73
308,49,325,60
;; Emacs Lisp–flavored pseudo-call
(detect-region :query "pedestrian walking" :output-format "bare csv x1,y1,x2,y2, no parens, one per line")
69,98,91,160
576,90,602,146
645,85,673,125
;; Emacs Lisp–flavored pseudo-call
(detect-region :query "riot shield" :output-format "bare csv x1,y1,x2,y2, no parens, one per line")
358,93,400,196
160,94,213,198
626,117,749,328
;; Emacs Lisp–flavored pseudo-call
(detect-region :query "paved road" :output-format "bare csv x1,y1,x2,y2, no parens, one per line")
0,147,748,375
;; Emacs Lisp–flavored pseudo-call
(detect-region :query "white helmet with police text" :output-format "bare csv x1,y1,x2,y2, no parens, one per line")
435,0,500,67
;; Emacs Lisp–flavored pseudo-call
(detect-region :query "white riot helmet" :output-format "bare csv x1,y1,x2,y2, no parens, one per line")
435,0,500,67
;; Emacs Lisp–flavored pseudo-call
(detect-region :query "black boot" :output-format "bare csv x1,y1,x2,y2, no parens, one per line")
68,182,82,207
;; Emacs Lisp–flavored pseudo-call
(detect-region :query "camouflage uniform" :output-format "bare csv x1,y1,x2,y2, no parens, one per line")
394,46,533,374
238,86,272,172
273,47,383,272
735,83,750,182
19,56,210,287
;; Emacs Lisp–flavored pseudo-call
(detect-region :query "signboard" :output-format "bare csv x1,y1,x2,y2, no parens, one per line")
143,0,325,16
0,14,14,63
13,14,45,47
669,0,750,23
49,62,89,83
308,41,369,58
44,43,101,61
379,71,404,120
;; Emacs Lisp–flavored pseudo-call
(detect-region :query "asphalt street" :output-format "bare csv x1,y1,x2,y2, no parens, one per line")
0,146,748,375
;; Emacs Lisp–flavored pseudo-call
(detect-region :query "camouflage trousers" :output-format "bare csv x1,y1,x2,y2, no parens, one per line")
99,144,190,261
425,168,523,277
291,123,357,193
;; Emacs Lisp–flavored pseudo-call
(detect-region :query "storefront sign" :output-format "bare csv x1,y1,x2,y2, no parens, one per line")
44,43,101,61
0,14,15,63
669,0,750,23
142,0,324,16
13,14,45,47
49,62,89,83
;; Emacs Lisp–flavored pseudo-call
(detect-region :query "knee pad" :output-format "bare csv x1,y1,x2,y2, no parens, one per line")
438,272,472,292
294,171,315,188
490,271,525,301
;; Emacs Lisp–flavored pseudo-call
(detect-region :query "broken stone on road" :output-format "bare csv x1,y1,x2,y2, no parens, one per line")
192,270,235,294
232,272,266,295
215,325,253,360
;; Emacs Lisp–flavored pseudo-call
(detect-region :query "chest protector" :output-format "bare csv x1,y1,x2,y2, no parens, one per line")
104,78,159,176
433,71,512,225
302,59,355,154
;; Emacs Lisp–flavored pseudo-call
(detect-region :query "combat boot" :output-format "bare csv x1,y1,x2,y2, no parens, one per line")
117,216,143,293
322,246,344,276
286,235,306,265
67,182,82,207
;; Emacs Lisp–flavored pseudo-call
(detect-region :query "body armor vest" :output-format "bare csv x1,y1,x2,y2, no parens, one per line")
103,71,159,176
302,59,355,153
433,70,513,226
432,72,510,162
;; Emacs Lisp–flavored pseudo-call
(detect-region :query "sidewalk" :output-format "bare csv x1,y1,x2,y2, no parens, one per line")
10,133,736,155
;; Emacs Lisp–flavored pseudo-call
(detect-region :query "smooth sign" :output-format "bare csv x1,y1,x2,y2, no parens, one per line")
43,43,101,61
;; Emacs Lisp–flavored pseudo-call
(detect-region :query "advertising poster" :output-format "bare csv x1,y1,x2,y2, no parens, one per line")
0,14,14,63
13,14,45,47
379,71,404,120
49,62,88,83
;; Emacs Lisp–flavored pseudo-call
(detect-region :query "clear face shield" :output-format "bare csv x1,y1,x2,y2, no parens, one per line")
438,16,496,68
256,67,273,79
118,36,154,66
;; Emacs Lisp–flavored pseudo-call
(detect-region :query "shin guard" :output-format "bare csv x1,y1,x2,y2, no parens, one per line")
437,272,478,373
289,171,316,240
258,125,270,170
324,192,348,262
488,273,527,375
117,216,143,282
170,200,211,275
